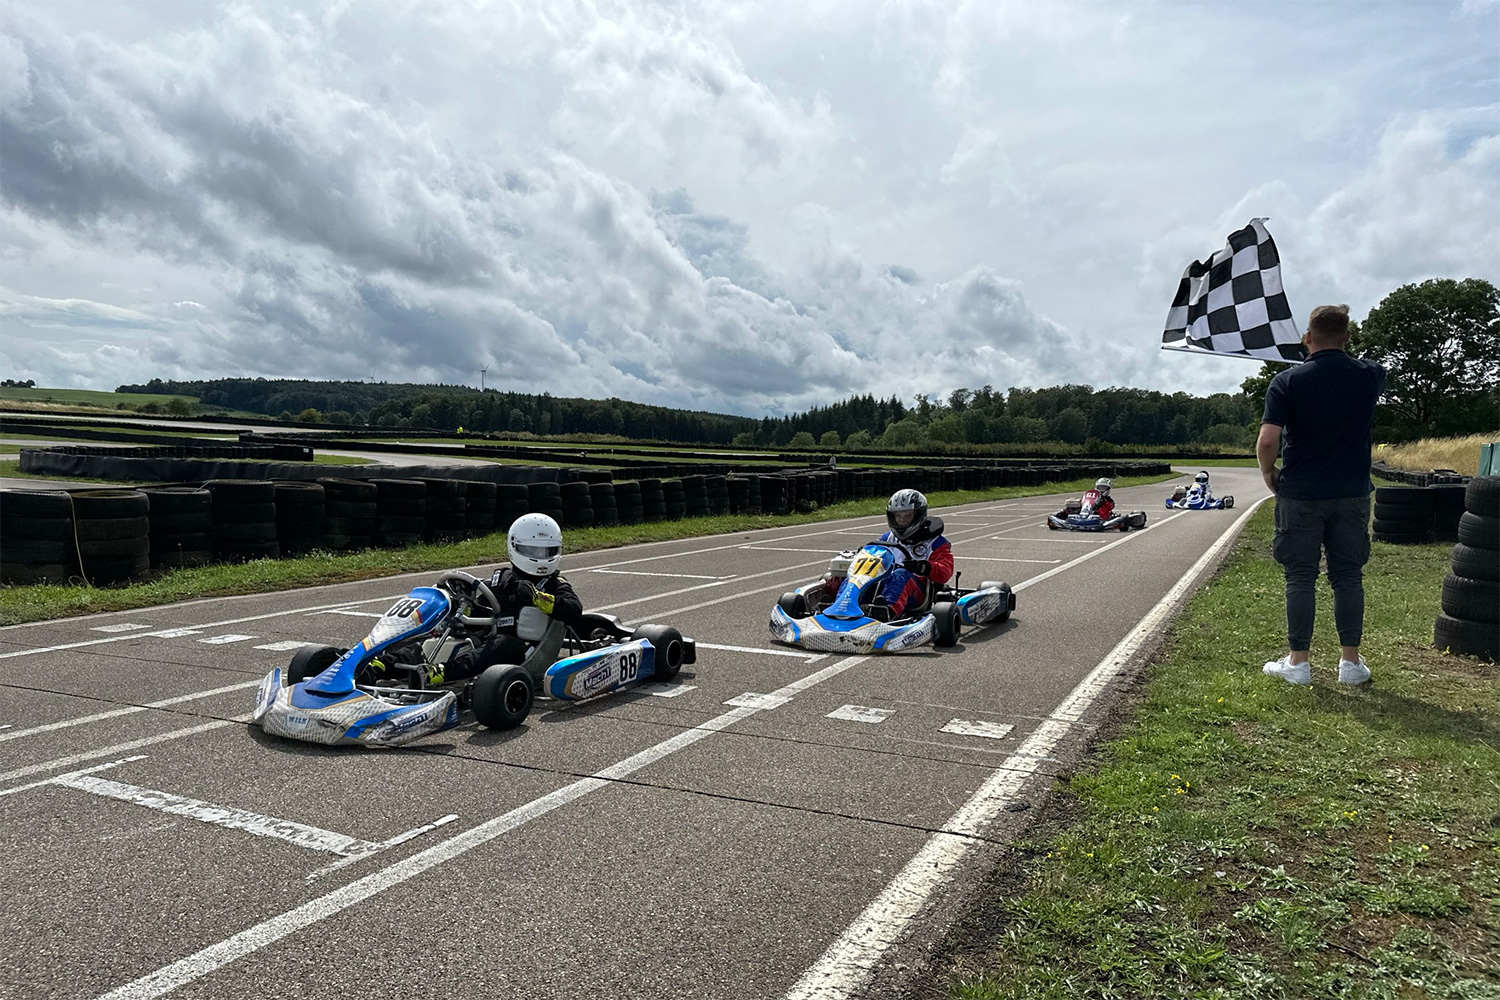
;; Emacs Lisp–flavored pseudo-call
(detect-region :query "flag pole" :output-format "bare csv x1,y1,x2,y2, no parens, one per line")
1160,344,1302,365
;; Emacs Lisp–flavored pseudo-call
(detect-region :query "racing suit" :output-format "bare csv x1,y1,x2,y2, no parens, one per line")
876,517,954,617
1084,490,1116,520
445,566,584,681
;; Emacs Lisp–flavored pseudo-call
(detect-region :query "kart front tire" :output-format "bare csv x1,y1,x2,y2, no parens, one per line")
980,581,1013,623
287,644,343,684
632,624,686,683
472,665,534,730
933,601,961,648
1223,496,1234,509
777,591,808,618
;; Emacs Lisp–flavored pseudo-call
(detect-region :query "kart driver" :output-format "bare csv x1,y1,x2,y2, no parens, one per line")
875,489,954,617
1085,478,1117,519
439,512,584,683
1193,470,1213,499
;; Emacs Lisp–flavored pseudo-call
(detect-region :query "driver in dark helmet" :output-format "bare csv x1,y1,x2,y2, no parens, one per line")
874,489,954,616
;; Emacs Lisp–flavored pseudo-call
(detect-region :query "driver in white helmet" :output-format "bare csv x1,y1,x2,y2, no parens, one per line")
444,512,584,682
874,489,954,617
1085,478,1117,520
1193,470,1214,501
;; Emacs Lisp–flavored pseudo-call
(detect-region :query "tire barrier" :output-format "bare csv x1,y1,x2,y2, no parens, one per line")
142,486,213,569
613,480,643,525
589,482,619,528
494,484,531,534
206,480,279,563
319,478,378,551
525,482,566,526
70,489,152,585
1434,476,1499,662
462,480,497,536
637,478,666,522
274,481,326,557
372,478,426,549
704,474,730,517
417,479,467,543
559,480,594,529
661,478,687,520
0,489,76,584
1372,486,1435,545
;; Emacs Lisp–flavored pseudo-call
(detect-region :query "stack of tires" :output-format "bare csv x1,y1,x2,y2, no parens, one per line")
1435,476,1498,662
638,478,667,522
678,475,709,517
494,485,531,534
759,476,789,515
526,482,566,525
614,480,644,525
0,490,75,584
589,482,619,527
661,478,687,520
419,480,467,542
374,479,426,549
320,479,377,551
703,474,730,517
70,489,152,585
559,481,594,528
143,486,213,569
274,481,325,556
207,480,279,562
1372,486,1434,544
726,477,750,514
463,481,497,537
1430,483,1468,543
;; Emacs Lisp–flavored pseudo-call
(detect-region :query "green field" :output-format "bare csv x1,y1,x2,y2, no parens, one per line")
0,386,199,408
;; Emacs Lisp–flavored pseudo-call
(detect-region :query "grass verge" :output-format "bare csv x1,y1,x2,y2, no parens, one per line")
930,503,1500,1000
0,474,1171,625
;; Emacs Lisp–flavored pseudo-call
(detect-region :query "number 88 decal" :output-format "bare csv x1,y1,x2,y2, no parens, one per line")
619,649,639,682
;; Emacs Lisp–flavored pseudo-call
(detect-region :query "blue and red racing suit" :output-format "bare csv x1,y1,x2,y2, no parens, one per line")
876,517,954,617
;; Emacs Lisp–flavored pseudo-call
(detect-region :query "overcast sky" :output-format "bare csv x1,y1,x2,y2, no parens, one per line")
2,1,1496,416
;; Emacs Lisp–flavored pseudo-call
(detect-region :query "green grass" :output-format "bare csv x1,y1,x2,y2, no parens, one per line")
0,474,1171,625
0,386,198,408
936,505,1500,1000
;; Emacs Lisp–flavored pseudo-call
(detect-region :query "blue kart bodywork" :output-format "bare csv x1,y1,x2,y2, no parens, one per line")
252,571,695,748
1046,497,1148,532
1165,486,1234,510
769,542,1015,653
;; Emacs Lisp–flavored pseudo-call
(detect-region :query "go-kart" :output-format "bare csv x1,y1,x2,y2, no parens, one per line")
1165,485,1234,510
251,570,696,747
769,541,1015,653
1046,490,1147,532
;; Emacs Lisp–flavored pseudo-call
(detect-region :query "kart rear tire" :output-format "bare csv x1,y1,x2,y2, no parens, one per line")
777,591,808,618
1223,496,1234,509
472,664,534,730
632,624,686,682
933,601,961,648
287,644,343,684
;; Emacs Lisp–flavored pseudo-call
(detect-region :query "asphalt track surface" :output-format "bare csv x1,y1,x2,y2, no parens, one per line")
1,468,1268,1000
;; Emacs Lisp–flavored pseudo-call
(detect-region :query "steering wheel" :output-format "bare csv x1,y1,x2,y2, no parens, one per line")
436,570,501,615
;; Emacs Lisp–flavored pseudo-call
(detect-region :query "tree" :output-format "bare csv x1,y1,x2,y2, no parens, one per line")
788,430,816,448
818,430,841,448
844,429,873,450
1357,278,1500,440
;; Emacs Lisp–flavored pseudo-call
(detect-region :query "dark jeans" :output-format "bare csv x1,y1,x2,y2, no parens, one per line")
1272,495,1372,651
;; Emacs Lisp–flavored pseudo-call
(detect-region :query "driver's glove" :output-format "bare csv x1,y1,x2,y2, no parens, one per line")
907,559,930,577
520,581,556,615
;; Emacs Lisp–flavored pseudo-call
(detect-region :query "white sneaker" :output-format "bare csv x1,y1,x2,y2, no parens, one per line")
1263,656,1311,686
1338,656,1371,685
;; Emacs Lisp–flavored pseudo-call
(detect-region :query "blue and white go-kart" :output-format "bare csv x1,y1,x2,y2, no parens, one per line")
1165,485,1234,510
252,570,695,747
769,541,1015,653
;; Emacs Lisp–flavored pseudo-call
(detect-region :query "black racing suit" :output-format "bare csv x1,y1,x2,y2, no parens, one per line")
447,566,584,680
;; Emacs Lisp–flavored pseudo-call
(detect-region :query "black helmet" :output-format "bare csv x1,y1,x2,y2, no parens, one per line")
886,489,928,540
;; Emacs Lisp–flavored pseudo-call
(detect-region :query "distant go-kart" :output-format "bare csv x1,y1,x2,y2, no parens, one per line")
251,570,695,747
1046,490,1147,532
769,541,1015,653
1165,485,1234,510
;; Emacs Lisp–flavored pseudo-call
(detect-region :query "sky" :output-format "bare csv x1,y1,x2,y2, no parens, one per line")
2,0,1497,417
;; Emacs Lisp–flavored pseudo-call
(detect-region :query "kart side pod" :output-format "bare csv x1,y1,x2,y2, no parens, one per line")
543,625,694,702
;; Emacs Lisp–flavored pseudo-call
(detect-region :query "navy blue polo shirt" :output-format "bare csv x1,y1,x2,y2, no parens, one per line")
1262,349,1386,500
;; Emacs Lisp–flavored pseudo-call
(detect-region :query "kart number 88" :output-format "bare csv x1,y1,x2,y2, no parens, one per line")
618,649,640,683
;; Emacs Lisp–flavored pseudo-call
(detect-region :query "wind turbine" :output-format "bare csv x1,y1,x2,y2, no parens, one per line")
480,365,488,392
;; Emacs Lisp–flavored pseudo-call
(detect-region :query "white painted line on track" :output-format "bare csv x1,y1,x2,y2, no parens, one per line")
595,559,829,612
91,656,881,1000
90,624,148,633
695,642,821,659
153,628,201,638
588,569,737,580
739,545,840,553
1011,512,1184,594
784,499,1263,1000
939,720,1014,740
827,706,893,724
253,641,310,652
307,814,461,880
0,755,147,800
725,692,793,710
197,634,257,645
959,556,1060,564
55,775,384,857
641,683,696,698
0,718,245,786
0,681,260,744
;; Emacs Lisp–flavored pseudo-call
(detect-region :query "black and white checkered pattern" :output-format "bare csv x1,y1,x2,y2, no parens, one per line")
1162,218,1306,362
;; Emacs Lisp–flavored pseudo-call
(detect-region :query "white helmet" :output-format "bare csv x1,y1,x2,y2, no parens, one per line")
1194,470,1210,486
885,489,928,540
507,513,562,577
1094,478,1112,495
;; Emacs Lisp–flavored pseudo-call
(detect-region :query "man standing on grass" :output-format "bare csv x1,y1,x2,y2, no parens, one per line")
1257,304,1387,686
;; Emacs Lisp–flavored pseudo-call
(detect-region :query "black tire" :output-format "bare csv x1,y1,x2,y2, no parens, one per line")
78,535,151,559
1465,476,1500,518
1223,496,1234,509
1373,517,1432,535
1452,543,1499,582
933,601,961,647
0,490,73,517
0,562,73,584
1433,613,1499,661
215,521,278,542
1457,513,1499,550
75,516,150,542
777,591,807,618
214,502,277,524
1,540,73,563
0,516,74,541
69,489,150,519
632,624,685,683
205,480,276,504
287,644,344,684
79,554,150,584
472,664,534,730
1441,574,1499,623
1374,486,1434,508
141,487,212,514
151,549,212,569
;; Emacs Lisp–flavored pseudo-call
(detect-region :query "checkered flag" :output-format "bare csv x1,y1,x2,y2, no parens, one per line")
1162,218,1306,362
